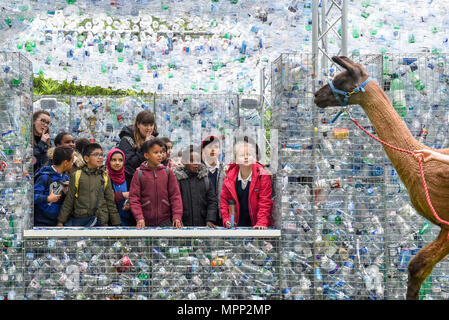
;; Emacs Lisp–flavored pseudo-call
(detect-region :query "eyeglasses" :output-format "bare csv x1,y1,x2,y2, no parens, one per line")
39,118,50,126
90,153,104,158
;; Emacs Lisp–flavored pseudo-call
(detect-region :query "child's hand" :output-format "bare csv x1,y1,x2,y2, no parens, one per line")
47,189,61,203
122,203,130,211
56,222,63,227
206,221,217,229
173,219,183,229
136,219,145,229
225,221,231,229
122,192,129,199
253,225,267,230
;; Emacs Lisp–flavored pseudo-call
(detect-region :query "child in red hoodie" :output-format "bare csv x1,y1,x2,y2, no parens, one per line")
129,138,183,229
220,136,273,229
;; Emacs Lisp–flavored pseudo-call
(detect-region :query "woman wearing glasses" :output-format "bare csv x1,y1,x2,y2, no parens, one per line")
33,110,52,174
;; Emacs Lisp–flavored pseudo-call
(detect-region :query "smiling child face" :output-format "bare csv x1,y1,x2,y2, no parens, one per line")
110,152,124,171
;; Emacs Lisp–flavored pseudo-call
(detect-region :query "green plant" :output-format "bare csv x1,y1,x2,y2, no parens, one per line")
33,75,152,97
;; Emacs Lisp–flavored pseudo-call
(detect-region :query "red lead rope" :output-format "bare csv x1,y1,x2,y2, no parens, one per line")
350,117,449,237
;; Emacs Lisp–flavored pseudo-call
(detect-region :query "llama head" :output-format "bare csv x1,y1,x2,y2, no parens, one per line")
314,56,370,108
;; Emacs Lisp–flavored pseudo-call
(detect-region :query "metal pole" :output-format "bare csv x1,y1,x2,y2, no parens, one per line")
341,0,348,56
236,94,240,127
312,0,319,78
321,0,328,72
153,92,157,115
260,67,265,129
311,1,320,298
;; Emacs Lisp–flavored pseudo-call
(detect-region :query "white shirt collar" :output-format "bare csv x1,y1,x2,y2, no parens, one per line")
238,169,252,190
205,160,220,173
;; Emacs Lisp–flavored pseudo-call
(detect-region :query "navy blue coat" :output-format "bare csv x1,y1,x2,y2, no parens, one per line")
34,165,70,226
33,137,49,173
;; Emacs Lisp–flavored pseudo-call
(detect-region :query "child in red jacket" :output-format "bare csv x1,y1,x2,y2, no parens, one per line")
129,138,183,229
220,136,273,229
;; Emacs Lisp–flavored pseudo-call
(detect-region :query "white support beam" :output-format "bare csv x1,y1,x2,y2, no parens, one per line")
24,227,282,238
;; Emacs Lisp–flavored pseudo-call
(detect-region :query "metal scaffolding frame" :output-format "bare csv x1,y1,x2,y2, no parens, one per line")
312,0,348,77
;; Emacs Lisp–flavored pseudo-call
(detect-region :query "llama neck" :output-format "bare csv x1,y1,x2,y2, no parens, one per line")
356,80,423,174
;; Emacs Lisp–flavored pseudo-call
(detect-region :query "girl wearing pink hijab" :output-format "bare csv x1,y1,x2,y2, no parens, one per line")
106,148,136,226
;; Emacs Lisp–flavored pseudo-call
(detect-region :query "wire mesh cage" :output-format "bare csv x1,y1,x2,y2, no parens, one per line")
154,93,239,159
32,95,72,141
381,53,449,300
70,95,155,151
238,94,264,128
0,52,33,300
271,53,316,300
23,228,281,300
3,50,449,300
272,51,449,300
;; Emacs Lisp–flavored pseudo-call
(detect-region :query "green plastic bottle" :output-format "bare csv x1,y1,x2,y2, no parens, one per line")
409,71,425,92
391,73,406,117
116,41,124,53
419,221,431,235
98,41,104,54
382,55,390,80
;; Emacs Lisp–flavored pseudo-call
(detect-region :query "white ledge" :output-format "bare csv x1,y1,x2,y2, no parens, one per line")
24,227,281,238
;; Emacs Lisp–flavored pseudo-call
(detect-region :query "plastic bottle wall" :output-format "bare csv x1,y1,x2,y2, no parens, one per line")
1,1,449,94
273,53,449,300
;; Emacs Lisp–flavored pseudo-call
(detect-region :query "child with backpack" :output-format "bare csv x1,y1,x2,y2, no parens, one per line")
106,148,135,226
129,138,183,229
220,136,273,229
57,143,121,227
173,145,218,227
34,146,73,226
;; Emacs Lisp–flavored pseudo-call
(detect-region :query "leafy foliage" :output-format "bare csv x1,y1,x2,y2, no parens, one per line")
33,75,152,97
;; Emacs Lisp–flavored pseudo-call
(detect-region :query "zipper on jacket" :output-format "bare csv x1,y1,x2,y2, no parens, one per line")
249,174,263,226
154,169,158,226
249,184,254,226
225,178,239,226
187,178,193,226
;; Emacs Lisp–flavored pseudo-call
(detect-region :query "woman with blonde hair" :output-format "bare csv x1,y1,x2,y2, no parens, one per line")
220,135,273,229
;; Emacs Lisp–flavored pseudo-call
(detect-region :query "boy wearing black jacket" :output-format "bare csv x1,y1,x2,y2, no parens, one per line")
173,145,218,227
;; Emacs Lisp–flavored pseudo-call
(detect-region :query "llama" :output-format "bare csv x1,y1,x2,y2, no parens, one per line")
313,56,449,300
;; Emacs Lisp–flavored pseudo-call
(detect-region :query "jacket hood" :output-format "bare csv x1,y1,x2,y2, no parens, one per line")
138,162,168,172
81,165,107,175
73,150,85,168
173,164,209,180
35,165,60,179
119,125,134,139
47,147,55,160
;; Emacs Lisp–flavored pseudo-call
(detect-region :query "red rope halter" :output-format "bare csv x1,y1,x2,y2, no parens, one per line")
348,114,449,237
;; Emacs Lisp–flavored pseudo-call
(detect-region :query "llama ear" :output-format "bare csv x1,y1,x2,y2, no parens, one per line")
332,56,356,74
